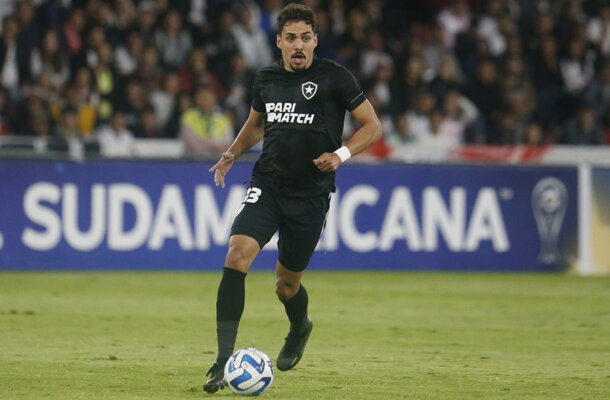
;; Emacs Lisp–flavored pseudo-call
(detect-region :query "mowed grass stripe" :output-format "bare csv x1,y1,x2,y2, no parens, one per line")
1,272,609,399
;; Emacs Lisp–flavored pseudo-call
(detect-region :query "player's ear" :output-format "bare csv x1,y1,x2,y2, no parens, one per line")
276,34,281,49
313,33,318,48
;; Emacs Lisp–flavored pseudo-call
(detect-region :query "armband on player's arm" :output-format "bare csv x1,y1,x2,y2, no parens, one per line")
333,146,352,163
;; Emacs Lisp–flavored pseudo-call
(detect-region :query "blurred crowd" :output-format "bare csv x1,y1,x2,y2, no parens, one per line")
0,0,609,158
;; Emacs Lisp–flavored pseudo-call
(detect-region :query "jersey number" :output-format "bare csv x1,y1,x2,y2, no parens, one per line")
244,187,262,203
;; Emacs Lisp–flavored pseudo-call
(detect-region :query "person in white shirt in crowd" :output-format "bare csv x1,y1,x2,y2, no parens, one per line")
232,3,273,71
97,110,136,157
405,91,436,142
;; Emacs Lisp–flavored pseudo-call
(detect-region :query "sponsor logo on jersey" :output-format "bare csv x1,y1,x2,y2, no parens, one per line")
265,102,314,124
301,81,317,100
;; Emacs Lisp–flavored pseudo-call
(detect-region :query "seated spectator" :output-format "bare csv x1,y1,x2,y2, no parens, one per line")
437,0,471,49
180,85,233,155
562,103,603,145
0,16,27,98
360,29,393,79
133,104,162,138
114,30,143,76
405,91,436,142
96,110,136,157
385,114,415,146
155,10,192,69
150,73,181,136
30,29,70,90
223,53,255,128
93,43,117,121
178,47,225,98
524,122,544,146
232,4,273,71
56,106,85,159
417,109,462,147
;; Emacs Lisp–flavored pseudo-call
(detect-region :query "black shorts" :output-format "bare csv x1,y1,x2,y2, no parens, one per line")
230,178,331,272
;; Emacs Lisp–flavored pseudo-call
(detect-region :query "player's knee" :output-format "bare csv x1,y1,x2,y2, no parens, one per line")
225,246,252,272
275,279,298,301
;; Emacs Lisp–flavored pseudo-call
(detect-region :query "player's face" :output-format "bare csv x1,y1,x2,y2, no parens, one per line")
277,20,318,72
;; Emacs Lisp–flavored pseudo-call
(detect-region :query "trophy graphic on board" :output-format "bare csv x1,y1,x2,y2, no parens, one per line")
531,177,568,264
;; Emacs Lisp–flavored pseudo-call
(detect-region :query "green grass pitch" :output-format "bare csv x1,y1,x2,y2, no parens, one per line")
1,272,609,399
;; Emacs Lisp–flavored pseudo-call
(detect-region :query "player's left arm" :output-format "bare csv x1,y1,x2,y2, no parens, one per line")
313,99,382,172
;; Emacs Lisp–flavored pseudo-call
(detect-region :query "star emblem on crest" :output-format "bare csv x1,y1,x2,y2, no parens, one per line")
301,81,318,100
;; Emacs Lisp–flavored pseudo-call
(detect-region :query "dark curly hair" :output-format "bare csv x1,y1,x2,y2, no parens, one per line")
277,3,316,34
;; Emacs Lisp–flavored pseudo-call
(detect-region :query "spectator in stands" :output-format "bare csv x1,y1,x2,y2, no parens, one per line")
360,29,392,79
205,9,239,75
136,1,157,46
463,59,504,142
502,55,536,114
180,84,233,155
232,4,273,71
155,10,191,70
524,122,544,146
560,38,596,97
97,110,136,157
442,89,478,143
427,55,462,105
391,56,426,114
364,60,393,114
150,72,181,137
136,45,164,94
437,0,471,49
312,9,336,60
114,30,143,77
583,60,610,122
562,102,604,145
56,106,82,140
386,113,414,146
179,47,225,99
119,78,147,133
0,16,27,98
134,103,162,138
58,82,96,138
422,25,451,80
417,108,462,147
93,42,116,121
587,4,610,57
63,8,86,64
30,29,70,90
15,1,39,78
405,91,436,143
223,53,254,128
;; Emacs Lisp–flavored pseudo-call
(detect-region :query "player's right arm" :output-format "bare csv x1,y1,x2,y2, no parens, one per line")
209,107,264,188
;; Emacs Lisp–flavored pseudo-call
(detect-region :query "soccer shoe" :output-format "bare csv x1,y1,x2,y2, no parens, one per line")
276,317,313,371
203,362,226,393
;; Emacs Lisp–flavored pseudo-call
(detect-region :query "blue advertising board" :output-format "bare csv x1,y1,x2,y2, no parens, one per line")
0,160,578,271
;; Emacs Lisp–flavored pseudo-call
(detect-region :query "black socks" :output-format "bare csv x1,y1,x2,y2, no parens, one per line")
215,267,246,363
280,284,309,330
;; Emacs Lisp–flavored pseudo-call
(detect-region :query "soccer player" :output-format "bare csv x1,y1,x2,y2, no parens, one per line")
204,3,381,393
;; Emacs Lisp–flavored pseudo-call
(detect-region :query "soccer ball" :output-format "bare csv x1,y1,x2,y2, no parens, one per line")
224,348,274,396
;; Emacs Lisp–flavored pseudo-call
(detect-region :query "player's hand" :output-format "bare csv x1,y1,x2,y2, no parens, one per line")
313,152,342,172
209,151,235,188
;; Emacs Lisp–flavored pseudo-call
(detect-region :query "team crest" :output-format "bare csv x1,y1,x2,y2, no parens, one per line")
301,81,318,100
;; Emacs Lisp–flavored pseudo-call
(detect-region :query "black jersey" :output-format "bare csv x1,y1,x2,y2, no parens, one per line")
251,56,366,197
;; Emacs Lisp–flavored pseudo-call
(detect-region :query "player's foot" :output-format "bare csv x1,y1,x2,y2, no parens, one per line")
203,361,226,393
277,317,313,371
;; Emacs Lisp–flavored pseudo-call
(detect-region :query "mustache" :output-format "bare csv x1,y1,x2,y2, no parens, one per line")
292,52,305,57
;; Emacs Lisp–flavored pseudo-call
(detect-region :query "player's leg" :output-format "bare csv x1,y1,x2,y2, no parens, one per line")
204,235,260,393
205,181,279,393
275,193,331,371
275,261,313,371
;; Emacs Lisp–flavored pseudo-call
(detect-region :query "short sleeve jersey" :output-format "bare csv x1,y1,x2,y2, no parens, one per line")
251,57,365,197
